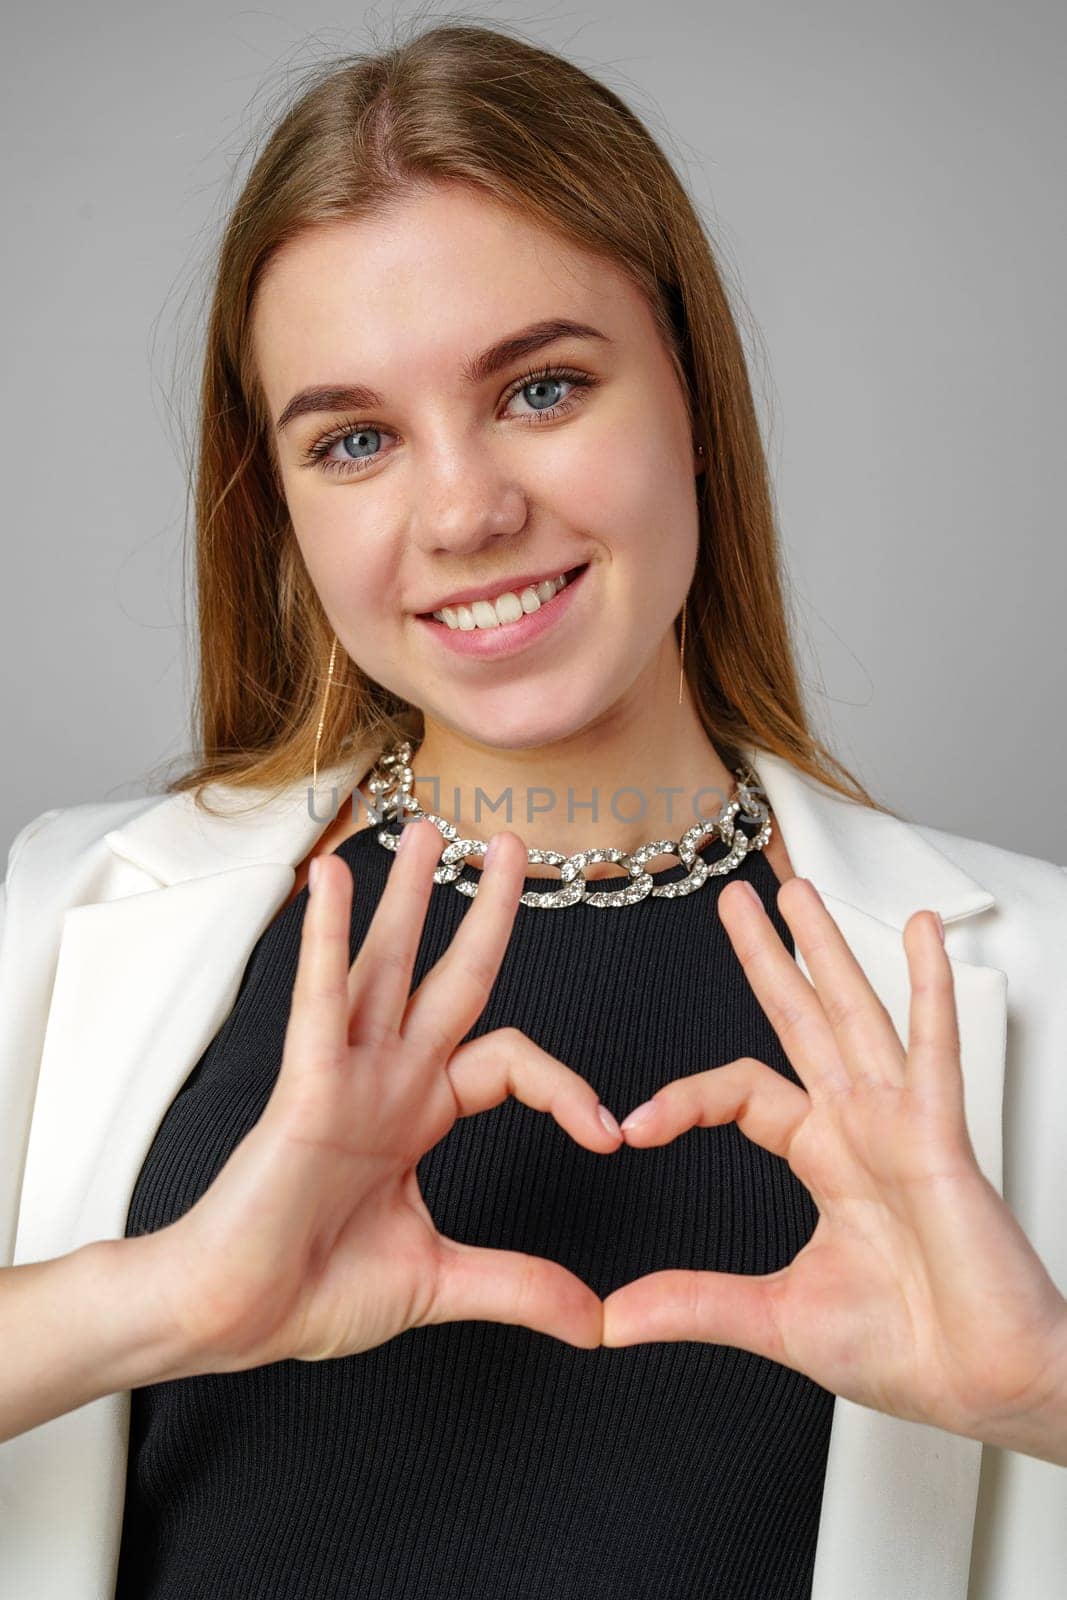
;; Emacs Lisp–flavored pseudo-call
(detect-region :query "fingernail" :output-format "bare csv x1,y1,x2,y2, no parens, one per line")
484,833,501,867
397,821,415,853
740,880,762,909
598,1103,622,1138
308,856,319,894
620,1100,656,1132
934,911,945,944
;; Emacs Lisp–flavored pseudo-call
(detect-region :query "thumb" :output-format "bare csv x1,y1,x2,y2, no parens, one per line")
424,1236,604,1348
601,1267,782,1357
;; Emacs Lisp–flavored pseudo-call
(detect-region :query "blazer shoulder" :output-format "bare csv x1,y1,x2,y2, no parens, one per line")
4,794,162,890
4,807,64,879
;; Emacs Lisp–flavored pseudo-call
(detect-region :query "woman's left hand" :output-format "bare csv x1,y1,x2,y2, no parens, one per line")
600,874,1067,1466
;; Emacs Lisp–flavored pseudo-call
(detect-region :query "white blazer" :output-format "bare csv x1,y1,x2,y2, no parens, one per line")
1,743,1065,1599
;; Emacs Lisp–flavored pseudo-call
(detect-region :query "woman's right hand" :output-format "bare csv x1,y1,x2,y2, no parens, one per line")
149,818,622,1375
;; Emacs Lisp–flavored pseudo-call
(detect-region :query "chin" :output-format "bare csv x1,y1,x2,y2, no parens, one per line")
441,702,596,754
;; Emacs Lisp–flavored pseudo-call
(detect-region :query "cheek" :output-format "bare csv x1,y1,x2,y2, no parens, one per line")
288,501,398,634
589,426,699,635
560,422,695,589
556,402,688,544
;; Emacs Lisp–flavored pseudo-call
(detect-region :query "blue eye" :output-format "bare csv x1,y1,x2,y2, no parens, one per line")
515,374,569,412
301,363,597,479
335,427,382,465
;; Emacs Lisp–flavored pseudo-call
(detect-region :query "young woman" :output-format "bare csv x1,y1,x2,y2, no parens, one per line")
1,19,1064,1600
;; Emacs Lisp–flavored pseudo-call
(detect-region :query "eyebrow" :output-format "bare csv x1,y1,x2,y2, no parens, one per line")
273,317,612,434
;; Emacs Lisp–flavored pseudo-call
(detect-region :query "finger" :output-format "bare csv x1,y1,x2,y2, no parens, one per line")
772,877,907,1088
280,850,356,1077
346,817,447,1048
426,1235,605,1347
400,830,529,1062
445,1027,624,1153
617,1057,809,1162
601,1264,786,1358
717,879,847,1096
903,909,967,1113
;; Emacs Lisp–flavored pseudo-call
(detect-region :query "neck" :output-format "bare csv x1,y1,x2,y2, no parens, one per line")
384,646,746,879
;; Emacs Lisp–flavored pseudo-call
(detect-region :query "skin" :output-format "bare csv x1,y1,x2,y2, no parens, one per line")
251,180,794,904
236,182,1067,1465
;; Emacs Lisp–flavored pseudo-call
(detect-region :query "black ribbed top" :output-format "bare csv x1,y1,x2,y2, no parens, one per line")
115,819,835,1599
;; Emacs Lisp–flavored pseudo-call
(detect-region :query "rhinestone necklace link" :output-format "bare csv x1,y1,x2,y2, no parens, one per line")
365,739,773,910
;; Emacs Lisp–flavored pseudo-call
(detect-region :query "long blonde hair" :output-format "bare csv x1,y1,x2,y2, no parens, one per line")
157,13,896,820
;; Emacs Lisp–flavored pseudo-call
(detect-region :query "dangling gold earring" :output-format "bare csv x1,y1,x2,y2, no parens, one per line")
312,633,339,792
678,439,704,705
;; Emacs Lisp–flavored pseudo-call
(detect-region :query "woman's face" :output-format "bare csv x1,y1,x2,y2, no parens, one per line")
253,182,703,752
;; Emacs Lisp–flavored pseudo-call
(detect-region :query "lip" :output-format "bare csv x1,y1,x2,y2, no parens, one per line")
413,562,591,660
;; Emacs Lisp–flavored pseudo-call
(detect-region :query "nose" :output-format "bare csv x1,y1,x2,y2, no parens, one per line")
409,436,529,559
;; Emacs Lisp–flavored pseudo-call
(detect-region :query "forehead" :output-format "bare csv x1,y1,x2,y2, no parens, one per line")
251,183,647,393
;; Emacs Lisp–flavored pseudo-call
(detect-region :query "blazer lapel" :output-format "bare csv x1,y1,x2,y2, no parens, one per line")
2,749,378,1599
2,742,1006,1600
13,750,379,1269
741,746,1007,1600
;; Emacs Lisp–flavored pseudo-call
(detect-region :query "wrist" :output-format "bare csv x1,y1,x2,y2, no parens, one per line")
970,1301,1067,1466
77,1233,206,1393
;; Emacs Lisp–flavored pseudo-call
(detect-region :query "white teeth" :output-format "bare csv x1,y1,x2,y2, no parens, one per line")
431,571,572,629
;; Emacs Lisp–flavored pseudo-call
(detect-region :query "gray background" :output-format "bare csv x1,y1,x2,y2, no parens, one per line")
3,0,1064,863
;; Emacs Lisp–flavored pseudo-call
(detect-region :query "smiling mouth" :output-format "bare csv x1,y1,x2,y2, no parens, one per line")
418,564,588,626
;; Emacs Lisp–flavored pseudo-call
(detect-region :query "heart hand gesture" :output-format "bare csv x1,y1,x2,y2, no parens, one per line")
601,874,1067,1466
153,819,621,1375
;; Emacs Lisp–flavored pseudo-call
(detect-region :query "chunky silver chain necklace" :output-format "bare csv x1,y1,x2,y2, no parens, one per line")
366,739,773,910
